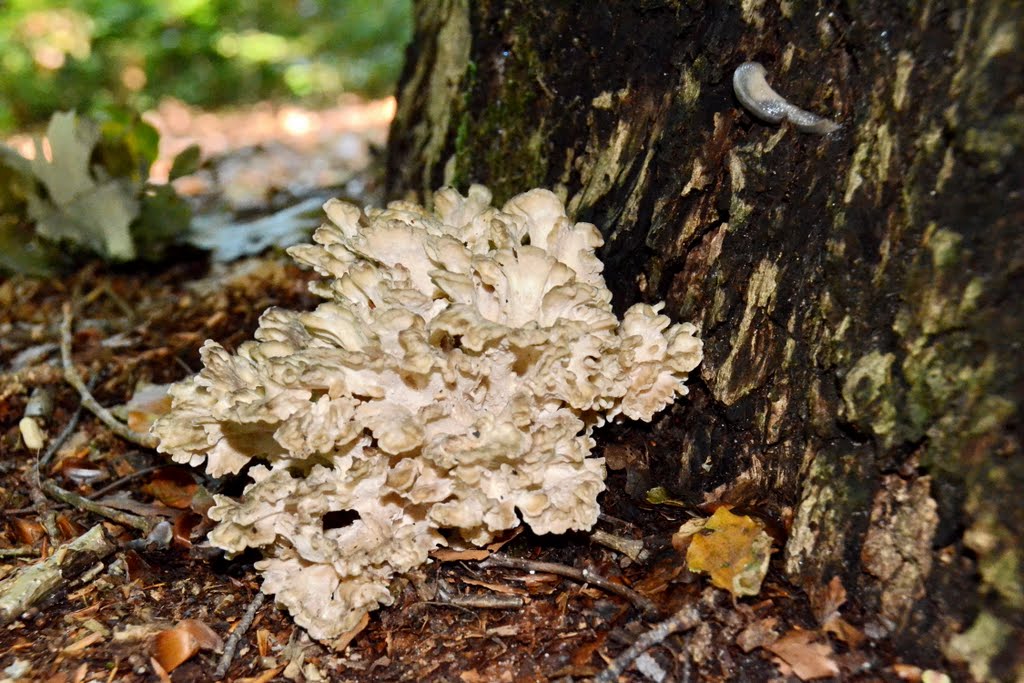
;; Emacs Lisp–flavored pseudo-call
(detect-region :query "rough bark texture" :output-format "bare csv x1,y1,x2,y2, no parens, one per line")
387,2,1023,679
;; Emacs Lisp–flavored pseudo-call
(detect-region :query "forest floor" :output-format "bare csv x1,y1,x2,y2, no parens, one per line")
0,98,950,683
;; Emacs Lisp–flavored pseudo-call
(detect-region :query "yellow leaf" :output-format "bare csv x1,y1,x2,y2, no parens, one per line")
684,506,772,598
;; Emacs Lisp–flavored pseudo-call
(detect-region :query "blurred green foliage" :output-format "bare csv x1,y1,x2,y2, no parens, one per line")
0,0,412,133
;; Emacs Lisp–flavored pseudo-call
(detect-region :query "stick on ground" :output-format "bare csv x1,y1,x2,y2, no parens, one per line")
60,302,159,450
0,525,117,627
480,553,659,618
593,604,700,683
41,480,153,533
214,592,266,680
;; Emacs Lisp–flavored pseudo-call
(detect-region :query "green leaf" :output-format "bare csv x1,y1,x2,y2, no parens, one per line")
645,486,688,507
0,215,61,276
134,184,193,260
168,144,202,181
30,111,99,206
27,179,139,260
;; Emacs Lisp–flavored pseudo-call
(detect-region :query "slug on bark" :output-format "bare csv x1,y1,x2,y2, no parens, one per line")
732,62,840,135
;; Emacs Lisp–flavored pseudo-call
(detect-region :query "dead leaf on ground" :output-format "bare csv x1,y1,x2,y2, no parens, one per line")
766,628,840,680
142,467,198,509
736,616,780,653
151,618,223,672
123,382,174,433
678,506,772,598
329,611,368,651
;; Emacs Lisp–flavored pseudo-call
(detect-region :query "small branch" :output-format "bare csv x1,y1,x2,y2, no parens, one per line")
0,547,40,559
87,464,162,500
480,553,659,618
60,303,159,450
593,604,700,683
215,592,266,680
0,525,116,627
41,480,153,533
435,584,524,610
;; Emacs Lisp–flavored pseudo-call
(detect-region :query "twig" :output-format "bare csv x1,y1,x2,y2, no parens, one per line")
59,303,159,450
0,525,116,626
41,480,153,533
0,547,40,559
215,592,266,680
38,380,93,470
435,584,524,610
87,464,163,500
593,604,700,683
590,529,649,563
480,553,659,618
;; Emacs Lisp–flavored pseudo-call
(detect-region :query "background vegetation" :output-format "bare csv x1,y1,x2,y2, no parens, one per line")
0,0,412,133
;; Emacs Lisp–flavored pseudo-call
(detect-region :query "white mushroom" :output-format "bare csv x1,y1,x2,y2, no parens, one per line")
152,185,703,642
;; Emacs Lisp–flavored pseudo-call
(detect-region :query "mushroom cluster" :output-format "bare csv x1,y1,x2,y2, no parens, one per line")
152,185,702,642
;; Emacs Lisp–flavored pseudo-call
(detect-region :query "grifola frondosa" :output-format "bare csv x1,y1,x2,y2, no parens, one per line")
152,185,702,642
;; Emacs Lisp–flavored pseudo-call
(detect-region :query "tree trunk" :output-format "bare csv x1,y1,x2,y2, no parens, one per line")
387,2,1023,679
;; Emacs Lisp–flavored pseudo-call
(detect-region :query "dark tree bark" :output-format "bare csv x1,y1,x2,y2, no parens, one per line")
387,2,1023,679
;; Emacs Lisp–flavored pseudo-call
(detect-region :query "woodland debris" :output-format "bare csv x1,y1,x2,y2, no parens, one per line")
593,604,700,683
590,528,648,563
0,524,116,627
41,480,153,533
60,302,159,450
214,592,266,680
480,553,658,618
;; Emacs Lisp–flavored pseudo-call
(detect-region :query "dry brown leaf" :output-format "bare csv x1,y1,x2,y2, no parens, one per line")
460,670,484,683
811,575,848,623
684,506,772,598
892,663,924,681
736,617,779,653
237,665,286,683
822,614,865,647
178,618,223,652
61,632,103,654
10,517,45,545
766,629,840,680
150,656,172,683
142,468,198,509
152,626,199,672
329,611,368,651
124,383,173,433
257,628,272,657
431,548,491,562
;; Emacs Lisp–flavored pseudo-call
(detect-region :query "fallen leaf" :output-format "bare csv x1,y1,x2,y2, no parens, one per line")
152,626,199,672
328,611,368,651
236,665,286,683
736,617,779,653
822,614,865,647
178,619,223,652
61,631,103,654
150,656,172,683
142,467,198,509
766,629,840,680
124,383,174,434
645,486,687,507
810,575,847,624
683,506,772,598
432,548,491,562
10,517,45,545
257,628,272,657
